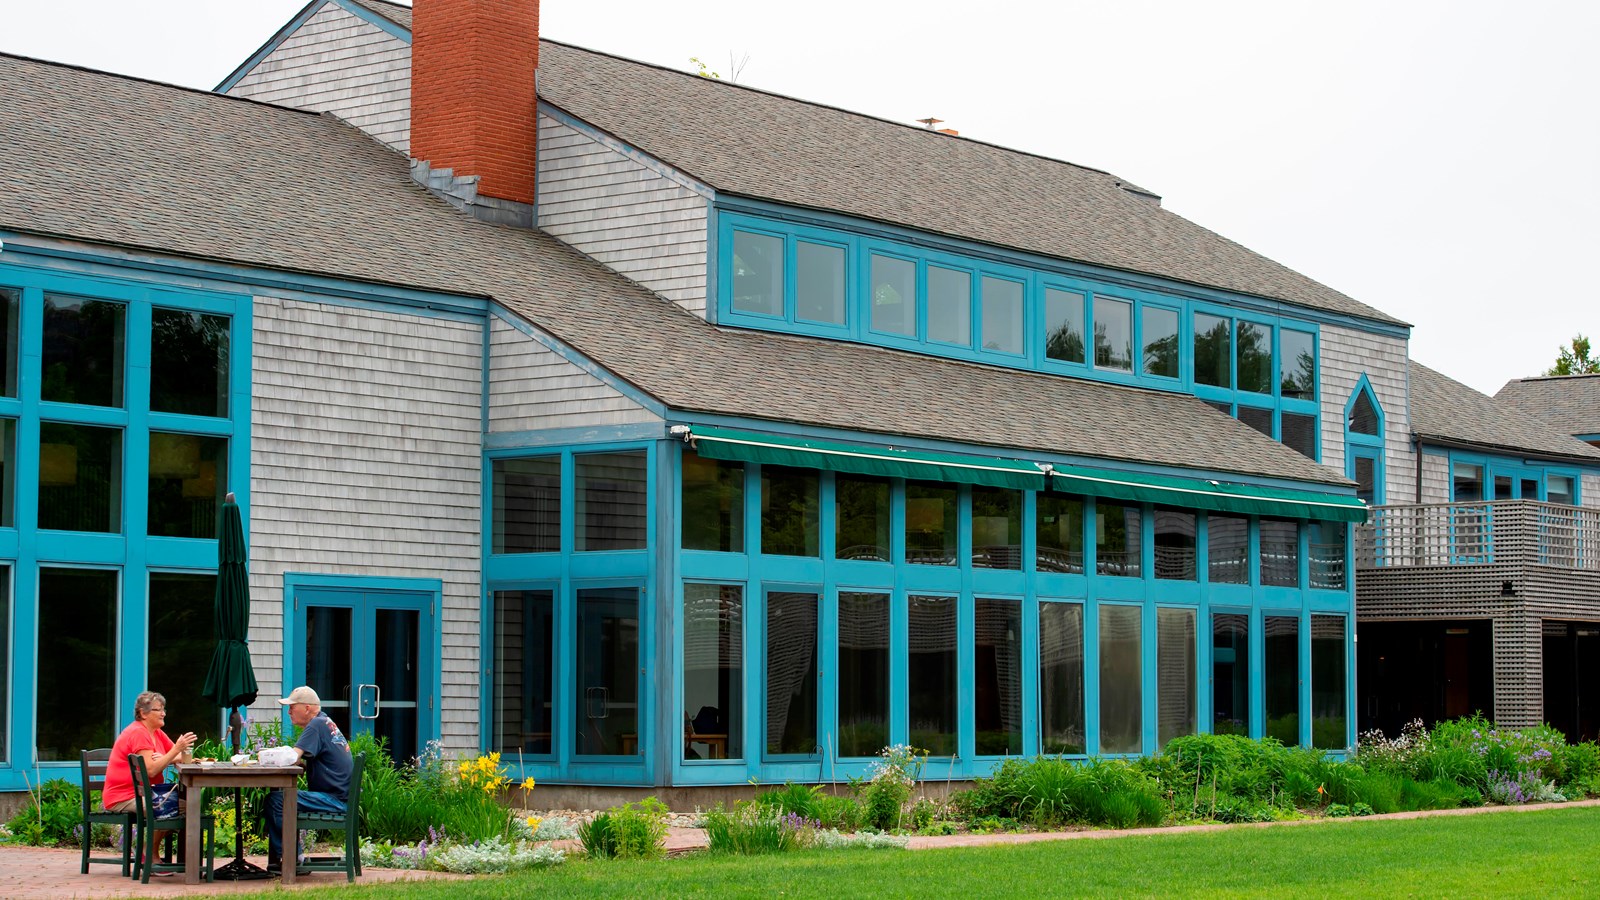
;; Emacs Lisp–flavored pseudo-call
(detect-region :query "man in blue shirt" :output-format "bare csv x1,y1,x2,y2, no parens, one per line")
266,685,353,876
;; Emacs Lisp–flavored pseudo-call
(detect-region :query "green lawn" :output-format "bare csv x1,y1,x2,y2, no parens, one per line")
284,807,1599,898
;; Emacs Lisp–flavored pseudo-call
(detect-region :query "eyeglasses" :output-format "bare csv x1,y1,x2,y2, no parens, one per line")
147,707,167,714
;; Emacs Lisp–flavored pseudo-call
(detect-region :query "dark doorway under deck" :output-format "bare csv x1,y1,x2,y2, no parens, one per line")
1358,620,1494,737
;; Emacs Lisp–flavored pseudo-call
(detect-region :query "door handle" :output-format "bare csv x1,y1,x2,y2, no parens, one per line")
357,683,381,720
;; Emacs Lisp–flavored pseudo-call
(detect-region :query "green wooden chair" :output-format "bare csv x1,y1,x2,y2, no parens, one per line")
298,753,365,882
127,754,216,884
78,749,136,876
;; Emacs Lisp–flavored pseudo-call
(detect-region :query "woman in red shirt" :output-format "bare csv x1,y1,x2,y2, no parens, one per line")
101,691,197,813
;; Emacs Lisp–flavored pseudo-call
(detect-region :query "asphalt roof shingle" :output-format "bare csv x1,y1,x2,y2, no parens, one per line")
1494,375,1600,438
533,40,1406,327
0,52,1351,487
1410,362,1600,464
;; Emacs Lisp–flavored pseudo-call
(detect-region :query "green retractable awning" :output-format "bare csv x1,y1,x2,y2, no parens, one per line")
680,426,1367,523
1045,465,1369,524
687,426,1049,490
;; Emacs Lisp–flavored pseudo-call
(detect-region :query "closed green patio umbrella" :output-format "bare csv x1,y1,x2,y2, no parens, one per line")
201,492,258,732
200,492,266,880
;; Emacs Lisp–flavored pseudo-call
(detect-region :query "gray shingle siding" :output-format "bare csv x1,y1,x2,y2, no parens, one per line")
1320,323,1415,503
226,1,412,151
488,315,661,432
1419,450,1450,504
249,296,484,749
536,114,709,316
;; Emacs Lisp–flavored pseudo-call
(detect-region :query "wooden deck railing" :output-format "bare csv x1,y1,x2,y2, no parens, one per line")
1355,500,1600,570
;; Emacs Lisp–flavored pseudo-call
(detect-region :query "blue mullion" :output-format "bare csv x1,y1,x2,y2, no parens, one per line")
956,487,974,765
817,474,840,775
745,585,764,771
889,477,908,748
35,402,128,428
1083,594,1101,754
12,286,37,766
1196,515,1213,734
653,440,677,783
1020,491,1040,756
146,412,233,437
553,571,574,775
1141,600,1158,754
122,301,152,713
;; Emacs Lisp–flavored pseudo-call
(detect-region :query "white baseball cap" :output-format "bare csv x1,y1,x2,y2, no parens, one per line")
278,686,321,706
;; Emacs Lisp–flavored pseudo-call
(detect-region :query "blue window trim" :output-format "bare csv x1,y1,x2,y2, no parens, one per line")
653,441,1355,784
481,439,659,786
715,212,1322,458
0,258,251,784
1444,448,1587,505
280,570,444,746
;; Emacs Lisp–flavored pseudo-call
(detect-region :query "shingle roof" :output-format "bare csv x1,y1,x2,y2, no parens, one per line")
532,40,1406,327
1494,375,1600,438
295,4,1404,328
0,52,1350,487
1409,362,1600,464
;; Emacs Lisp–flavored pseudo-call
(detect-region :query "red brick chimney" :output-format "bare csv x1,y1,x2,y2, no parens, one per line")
411,0,539,206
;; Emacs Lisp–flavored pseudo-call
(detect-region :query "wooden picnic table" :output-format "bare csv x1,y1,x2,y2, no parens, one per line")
176,763,302,885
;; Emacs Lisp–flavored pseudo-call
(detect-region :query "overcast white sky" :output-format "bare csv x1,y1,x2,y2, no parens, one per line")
5,1,1596,394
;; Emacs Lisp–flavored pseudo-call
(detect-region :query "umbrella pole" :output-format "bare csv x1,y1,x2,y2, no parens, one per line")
213,706,270,881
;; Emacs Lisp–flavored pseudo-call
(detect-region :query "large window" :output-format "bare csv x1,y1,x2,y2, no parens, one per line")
147,572,219,744
835,475,890,561
971,487,1021,570
1194,313,1230,388
37,567,118,761
492,456,561,554
683,452,744,552
1260,519,1299,587
575,451,647,551
928,266,971,346
732,230,783,317
1280,330,1316,400
1099,604,1142,753
43,295,125,408
908,594,958,756
493,589,554,755
575,587,640,757
870,253,915,336
1308,522,1347,591
1093,297,1133,371
719,215,1326,418
1311,615,1346,749
761,466,819,557
796,241,845,325
1039,601,1085,753
150,308,229,417
838,592,889,757
1142,306,1179,378
1096,502,1141,577
766,591,819,756
1157,607,1196,748
683,584,741,761
0,565,6,762
147,433,227,539
0,419,14,527
1208,515,1248,584
1036,494,1084,573
1236,322,1273,394
1264,614,1300,745
1044,288,1086,364
905,481,957,566
39,422,122,533
1153,509,1196,580
981,276,1024,355
974,598,1021,755
0,289,18,398
1212,613,1250,736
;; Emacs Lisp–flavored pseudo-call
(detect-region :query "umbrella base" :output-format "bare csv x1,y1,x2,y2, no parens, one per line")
212,857,272,881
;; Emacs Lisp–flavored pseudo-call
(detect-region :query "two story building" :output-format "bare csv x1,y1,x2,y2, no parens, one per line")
0,0,1435,794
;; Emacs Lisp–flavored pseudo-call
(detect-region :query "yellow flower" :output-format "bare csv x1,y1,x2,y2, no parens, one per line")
526,816,543,831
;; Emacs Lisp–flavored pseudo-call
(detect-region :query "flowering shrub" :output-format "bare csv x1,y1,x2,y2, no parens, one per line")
457,751,512,796
361,832,565,874
854,744,927,830
1486,769,1564,805
702,804,816,855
